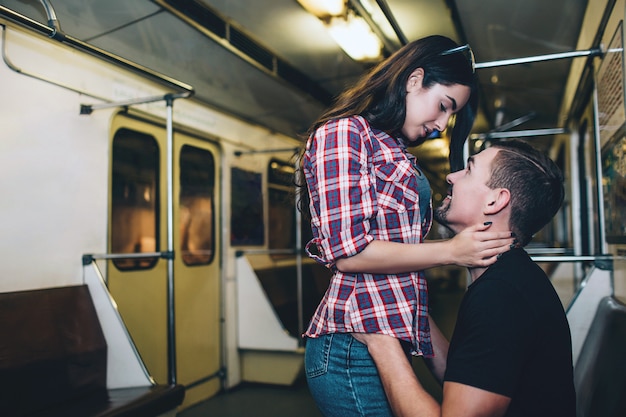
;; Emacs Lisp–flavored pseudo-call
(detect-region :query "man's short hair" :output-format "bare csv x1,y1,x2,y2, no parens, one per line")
487,140,564,246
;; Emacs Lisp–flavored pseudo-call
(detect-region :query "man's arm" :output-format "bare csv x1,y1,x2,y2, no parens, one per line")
353,333,440,417
423,315,449,384
442,382,511,417
356,332,511,417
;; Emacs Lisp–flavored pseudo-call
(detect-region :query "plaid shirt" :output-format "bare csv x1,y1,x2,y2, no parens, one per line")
303,115,433,356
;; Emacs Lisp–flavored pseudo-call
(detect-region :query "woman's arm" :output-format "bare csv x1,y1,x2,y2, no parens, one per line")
336,222,514,274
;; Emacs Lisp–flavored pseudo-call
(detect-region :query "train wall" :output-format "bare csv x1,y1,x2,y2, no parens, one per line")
0,20,305,396
0,22,299,293
561,0,626,298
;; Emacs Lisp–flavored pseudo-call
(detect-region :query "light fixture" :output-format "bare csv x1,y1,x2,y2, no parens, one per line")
297,0,383,62
327,12,383,61
296,0,346,18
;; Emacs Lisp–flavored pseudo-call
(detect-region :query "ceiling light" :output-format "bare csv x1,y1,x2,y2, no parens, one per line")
327,13,382,61
297,0,346,18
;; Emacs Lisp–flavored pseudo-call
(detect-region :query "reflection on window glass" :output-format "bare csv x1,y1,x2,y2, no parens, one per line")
268,159,312,258
231,168,264,246
268,160,295,254
180,145,215,265
269,187,294,249
111,129,159,270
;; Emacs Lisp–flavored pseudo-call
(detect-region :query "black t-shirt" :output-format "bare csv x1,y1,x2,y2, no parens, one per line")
444,248,576,417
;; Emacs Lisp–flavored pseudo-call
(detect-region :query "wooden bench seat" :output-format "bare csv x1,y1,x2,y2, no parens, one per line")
25,385,185,417
0,285,184,417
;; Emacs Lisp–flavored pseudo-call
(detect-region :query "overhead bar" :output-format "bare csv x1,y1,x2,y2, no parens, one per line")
0,5,194,95
475,47,605,69
37,0,63,40
491,112,536,132
530,255,616,263
471,128,568,140
80,92,191,114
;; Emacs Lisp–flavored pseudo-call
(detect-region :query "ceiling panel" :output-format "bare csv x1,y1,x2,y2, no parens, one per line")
0,0,590,144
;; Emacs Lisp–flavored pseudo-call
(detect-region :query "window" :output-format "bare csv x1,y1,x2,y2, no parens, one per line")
230,167,264,245
268,159,296,254
268,159,313,257
111,129,160,270
180,145,216,265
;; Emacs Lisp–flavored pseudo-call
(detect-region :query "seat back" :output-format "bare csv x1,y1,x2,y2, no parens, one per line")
0,285,108,415
574,296,626,417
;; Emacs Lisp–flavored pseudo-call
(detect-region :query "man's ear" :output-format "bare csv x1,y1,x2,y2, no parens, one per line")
484,188,510,215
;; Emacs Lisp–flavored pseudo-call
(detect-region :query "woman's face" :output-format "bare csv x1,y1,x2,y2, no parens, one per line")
402,68,471,143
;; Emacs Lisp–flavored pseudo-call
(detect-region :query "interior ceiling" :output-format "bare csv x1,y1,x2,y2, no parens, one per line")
1,0,589,198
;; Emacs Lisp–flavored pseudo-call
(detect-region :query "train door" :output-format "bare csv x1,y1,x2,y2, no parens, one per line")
107,113,221,408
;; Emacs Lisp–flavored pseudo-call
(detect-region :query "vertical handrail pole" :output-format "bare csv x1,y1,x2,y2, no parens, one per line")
592,84,608,254
165,94,177,385
295,174,304,346
78,91,190,386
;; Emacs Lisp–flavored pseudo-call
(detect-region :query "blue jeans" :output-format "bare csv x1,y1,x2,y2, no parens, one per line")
305,333,399,417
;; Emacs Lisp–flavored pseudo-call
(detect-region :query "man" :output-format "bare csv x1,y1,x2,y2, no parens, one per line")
356,140,576,417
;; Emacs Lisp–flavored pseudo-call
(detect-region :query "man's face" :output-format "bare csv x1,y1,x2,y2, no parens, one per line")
435,147,500,232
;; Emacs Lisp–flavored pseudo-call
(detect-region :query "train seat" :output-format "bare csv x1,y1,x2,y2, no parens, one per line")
0,285,185,417
574,295,626,417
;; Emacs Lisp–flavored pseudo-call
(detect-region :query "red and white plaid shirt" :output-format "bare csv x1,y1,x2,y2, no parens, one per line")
303,115,433,356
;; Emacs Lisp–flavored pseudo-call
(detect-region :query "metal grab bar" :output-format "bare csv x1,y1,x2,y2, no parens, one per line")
475,47,605,69
82,252,170,265
83,248,177,385
530,255,614,263
235,249,297,257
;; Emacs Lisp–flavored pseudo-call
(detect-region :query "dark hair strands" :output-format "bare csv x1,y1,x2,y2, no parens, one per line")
296,35,478,216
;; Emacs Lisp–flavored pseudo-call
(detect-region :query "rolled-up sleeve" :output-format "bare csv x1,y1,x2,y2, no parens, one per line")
303,116,432,355
304,118,376,266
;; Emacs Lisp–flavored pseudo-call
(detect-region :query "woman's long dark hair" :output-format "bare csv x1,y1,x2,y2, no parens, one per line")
297,35,478,213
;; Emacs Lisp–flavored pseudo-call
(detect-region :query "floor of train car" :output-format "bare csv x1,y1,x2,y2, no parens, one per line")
179,270,465,417
179,378,321,417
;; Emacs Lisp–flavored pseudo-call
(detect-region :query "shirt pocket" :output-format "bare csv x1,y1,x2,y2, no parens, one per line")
374,160,420,213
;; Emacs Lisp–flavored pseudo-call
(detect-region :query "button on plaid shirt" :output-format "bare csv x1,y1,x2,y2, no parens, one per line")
303,116,433,356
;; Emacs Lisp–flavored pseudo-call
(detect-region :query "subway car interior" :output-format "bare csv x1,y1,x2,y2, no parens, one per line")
0,0,625,416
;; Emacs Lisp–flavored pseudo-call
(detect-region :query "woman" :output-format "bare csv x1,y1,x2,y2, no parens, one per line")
300,35,514,416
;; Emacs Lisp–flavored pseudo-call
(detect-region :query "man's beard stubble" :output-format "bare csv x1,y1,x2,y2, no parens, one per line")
433,203,455,239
